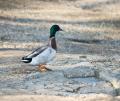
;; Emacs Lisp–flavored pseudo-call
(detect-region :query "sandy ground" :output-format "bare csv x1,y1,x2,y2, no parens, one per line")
0,0,120,100
0,94,120,101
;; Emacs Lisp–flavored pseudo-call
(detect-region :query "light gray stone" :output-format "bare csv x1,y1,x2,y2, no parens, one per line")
63,66,96,78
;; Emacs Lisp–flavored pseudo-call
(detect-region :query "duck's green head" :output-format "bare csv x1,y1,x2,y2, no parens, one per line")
50,25,63,38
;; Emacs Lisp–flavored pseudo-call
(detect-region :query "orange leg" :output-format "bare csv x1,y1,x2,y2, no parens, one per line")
38,65,52,72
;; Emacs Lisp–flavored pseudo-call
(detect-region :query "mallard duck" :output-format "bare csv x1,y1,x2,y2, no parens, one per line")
21,25,63,72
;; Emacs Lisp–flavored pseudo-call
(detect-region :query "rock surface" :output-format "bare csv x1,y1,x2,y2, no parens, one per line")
0,52,119,96
63,66,95,78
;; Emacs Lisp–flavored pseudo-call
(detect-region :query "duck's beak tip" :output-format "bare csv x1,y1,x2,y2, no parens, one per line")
59,28,63,31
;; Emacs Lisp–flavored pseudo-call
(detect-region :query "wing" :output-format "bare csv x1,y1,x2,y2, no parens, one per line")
26,45,48,58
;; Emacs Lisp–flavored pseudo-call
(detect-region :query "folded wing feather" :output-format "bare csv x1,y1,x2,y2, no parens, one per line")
27,46,48,58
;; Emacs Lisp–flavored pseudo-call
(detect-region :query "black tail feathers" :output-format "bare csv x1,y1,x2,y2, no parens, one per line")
21,57,32,63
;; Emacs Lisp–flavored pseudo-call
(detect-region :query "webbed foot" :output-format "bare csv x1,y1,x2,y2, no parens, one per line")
38,65,52,72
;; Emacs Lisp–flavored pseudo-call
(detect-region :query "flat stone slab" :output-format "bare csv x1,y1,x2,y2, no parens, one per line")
63,66,96,78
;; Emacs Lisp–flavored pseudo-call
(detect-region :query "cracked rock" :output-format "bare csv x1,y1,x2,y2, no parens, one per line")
97,70,120,96
78,81,116,95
